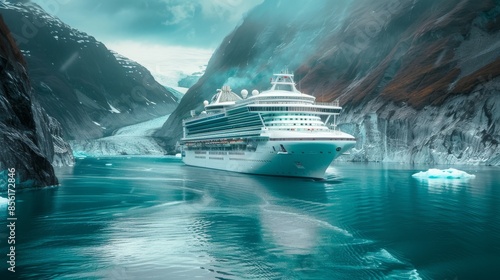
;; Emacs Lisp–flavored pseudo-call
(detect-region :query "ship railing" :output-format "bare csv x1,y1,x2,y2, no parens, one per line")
249,100,340,107
314,100,340,107
251,101,313,105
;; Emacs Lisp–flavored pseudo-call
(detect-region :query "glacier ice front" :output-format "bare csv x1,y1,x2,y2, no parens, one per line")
412,168,476,179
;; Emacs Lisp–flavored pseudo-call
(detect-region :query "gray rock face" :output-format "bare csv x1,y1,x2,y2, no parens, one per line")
158,0,500,166
338,79,500,165
1,15,67,189
29,97,74,167
47,113,74,167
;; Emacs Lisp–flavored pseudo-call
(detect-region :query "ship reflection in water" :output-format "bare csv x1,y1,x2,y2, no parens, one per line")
1,156,499,279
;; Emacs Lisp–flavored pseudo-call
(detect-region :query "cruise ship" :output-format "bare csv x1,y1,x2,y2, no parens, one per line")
180,72,356,178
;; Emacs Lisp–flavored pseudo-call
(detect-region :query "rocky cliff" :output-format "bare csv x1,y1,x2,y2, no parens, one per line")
1,2,178,140
1,15,66,189
158,0,500,165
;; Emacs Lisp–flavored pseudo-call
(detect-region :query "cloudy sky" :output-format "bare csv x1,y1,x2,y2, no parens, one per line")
30,0,263,86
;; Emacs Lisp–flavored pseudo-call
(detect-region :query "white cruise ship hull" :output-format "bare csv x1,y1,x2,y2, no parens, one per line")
182,139,355,179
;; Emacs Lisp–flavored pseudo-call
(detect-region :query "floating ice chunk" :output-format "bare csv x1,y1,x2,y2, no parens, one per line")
73,150,90,158
105,163,113,166
412,168,476,179
0,196,8,208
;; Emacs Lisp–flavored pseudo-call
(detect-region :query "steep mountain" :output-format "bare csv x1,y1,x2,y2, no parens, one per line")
1,15,67,189
158,0,500,165
0,2,178,140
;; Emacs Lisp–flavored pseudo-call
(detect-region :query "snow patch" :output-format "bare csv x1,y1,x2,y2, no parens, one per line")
92,121,101,126
40,82,52,92
108,102,121,113
412,168,476,179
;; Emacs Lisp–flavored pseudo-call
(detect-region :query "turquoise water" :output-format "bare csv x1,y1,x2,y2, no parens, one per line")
1,157,499,279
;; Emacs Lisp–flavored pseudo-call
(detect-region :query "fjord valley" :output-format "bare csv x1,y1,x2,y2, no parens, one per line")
1,0,500,279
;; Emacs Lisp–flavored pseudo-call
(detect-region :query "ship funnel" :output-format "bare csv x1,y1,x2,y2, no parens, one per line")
241,89,248,99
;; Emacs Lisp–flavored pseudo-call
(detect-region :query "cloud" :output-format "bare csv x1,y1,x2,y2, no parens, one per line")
30,0,262,48
161,0,263,24
163,2,196,25
199,0,261,22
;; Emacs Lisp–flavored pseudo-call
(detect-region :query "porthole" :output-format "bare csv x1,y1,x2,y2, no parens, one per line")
336,147,342,152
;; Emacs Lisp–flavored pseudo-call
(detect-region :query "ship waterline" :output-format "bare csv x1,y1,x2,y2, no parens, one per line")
180,71,356,178
184,138,356,178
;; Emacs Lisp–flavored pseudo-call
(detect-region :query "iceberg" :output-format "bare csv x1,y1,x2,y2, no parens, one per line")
0,196,8,208
412,168,476,179
73,150,90,158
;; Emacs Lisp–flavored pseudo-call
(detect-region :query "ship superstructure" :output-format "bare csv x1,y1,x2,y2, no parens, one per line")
180,72,356,178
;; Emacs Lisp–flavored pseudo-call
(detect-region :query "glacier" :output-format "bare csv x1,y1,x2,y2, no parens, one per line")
70,115,171,157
